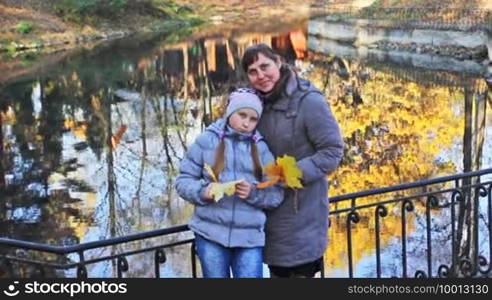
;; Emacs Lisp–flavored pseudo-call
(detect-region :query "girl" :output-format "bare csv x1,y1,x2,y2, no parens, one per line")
175,88,284,278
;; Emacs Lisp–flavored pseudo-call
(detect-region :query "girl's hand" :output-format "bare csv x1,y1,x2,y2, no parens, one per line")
235,181,252,199
203,184,214,202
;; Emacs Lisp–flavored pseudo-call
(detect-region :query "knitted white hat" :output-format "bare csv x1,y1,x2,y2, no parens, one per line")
225,88,263,119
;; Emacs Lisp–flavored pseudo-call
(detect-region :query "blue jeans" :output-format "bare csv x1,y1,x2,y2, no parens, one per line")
194,234,263,278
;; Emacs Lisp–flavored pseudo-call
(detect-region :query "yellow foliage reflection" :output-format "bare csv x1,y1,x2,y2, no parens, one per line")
306,61,466,276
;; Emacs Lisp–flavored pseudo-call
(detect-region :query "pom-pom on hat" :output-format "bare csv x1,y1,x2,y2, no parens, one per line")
225,88,263,119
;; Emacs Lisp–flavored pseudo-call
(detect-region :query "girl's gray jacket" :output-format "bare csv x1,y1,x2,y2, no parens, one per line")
257,73,344,267
175,118,284,248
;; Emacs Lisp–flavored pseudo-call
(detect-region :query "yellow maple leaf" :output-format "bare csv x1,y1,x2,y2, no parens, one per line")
256,161,282,188
277,155,303,188
209,180,244,202
204,163,218,182
256,155,303,189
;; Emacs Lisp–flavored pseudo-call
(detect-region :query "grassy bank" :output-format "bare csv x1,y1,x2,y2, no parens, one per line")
0,0,320,54
360,0,492,24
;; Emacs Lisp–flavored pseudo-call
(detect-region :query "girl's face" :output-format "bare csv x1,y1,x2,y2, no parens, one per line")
228,108,259,133
246,53,281,93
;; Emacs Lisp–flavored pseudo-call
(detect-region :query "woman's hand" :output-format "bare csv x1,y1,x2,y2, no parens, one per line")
277,180,289,189
235,181,252,199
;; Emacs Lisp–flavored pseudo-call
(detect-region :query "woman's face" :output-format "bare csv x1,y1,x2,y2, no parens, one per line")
246,53,281,93
228,108,259,133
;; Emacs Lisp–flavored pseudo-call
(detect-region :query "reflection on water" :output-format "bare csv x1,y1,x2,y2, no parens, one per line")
0,15,491,277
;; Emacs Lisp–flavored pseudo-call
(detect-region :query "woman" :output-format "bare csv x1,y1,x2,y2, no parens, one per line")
241,44,344,278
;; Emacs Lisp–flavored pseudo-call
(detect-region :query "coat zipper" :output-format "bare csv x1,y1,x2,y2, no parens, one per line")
228,138,238,247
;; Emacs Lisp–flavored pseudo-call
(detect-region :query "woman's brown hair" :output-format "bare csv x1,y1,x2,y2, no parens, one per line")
241,43,282,73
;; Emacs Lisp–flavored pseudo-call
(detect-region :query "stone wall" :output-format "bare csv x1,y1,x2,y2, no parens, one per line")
308,17,491,62
308,35,487,74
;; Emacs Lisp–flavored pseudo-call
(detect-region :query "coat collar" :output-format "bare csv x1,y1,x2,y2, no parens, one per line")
268,71,298,111
206,118,263,142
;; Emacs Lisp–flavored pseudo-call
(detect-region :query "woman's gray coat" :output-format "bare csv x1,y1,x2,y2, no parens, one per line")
257,73,344,267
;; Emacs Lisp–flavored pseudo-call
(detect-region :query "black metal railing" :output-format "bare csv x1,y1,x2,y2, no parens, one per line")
329,168,492,278
1,168,492,278
0,224,197,278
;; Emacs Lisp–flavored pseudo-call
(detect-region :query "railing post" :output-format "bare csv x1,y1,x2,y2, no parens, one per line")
425,195,439,278
117,256,129,278
191,240,197,278
154,249,166,278
375,205,388,278
482,183,492,275
401,200,414,278
347,209,360,278
471,186,487,277
450,190,463,277
77,251,88,278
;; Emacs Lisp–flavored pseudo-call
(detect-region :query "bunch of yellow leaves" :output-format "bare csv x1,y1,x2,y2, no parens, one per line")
256,155,303,189
204,164,243,202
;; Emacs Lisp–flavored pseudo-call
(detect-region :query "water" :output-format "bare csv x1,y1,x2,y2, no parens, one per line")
1,14,491,277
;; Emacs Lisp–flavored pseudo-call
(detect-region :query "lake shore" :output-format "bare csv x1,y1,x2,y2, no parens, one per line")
0,1,316,55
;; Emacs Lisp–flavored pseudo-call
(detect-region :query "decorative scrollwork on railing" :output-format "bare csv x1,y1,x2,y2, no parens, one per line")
428,195,440,209
414,270,427,278
477,255,491,275
403,200,414,212
117,256,129,278
77,265,87,278
451,189,464,203
477,185,488,198
155,248,167,264
476,183,490,276
437,265,450,278
1,171,490,279
459,258,474,278
154,249,167,278
348,210,360,224
376,205,388,218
